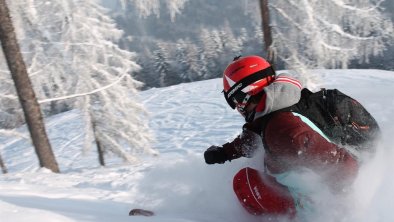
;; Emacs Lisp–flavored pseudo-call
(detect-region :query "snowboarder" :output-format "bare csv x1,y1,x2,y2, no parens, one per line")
204,55,380,218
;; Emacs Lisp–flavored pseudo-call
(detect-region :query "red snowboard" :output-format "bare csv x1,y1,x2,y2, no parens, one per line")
233,167,296,218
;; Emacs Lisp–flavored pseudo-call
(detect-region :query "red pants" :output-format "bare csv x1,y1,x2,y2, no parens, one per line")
233,167,296,217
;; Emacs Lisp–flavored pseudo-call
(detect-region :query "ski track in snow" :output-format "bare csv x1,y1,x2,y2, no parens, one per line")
142,81,243,154
0,69,394,222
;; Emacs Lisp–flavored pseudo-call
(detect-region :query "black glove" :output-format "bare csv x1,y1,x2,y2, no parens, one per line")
204,145,228,164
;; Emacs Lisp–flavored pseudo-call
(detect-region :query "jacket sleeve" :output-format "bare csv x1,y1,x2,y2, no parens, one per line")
264,112,359,191
221,129,261,161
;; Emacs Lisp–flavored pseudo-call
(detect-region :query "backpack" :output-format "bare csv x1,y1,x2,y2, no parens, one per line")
246,88,381,153
283,88,380,153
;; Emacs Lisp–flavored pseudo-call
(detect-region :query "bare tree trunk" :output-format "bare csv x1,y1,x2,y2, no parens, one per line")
259,0,275,66
0,0,60,173
0,153,7,174
92,122,105,166
96,138,106,166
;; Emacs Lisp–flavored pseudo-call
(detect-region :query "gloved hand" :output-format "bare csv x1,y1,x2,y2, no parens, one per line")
204,145,228,164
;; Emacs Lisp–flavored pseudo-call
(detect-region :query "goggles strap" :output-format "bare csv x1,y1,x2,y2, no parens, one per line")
236,94,251,111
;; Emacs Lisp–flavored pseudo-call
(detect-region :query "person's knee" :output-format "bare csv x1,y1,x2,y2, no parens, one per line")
233,167,296,217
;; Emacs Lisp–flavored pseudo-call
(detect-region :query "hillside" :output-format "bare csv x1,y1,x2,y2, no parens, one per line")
1,69,394,222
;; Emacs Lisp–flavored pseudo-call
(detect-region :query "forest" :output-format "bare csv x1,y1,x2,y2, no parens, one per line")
104,0,394,89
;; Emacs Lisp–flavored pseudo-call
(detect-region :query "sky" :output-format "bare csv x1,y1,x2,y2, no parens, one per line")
1,69,394,222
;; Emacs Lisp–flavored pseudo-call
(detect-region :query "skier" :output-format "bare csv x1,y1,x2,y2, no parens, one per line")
203,55,380,218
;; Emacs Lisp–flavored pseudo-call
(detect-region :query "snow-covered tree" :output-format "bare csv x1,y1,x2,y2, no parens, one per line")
1,0,156,165
0,0,60,172
0,50,23,128
248,0,393,87
154,42,175,86
174,39,192,82
219,22,244,56
198,29,225,79
197,25,250,80
120,0,189,22
173,39,204,82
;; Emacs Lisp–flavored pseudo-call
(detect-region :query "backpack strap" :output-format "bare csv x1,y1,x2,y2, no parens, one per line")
324,89,342,127
244,88,313,149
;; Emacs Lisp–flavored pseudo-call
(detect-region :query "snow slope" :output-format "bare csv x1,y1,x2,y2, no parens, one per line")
1,69,394,222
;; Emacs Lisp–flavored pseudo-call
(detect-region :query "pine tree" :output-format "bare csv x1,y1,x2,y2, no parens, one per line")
247,0,393,87
1,0,156,166
198,28,223,79
154,42,175,86
174,39,190,82
0,0,59,173
121,0,189,22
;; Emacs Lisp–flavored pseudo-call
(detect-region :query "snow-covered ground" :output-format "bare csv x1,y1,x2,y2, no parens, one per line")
1,69,394,222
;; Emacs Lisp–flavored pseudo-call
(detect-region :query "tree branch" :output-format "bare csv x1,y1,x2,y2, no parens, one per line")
38,72,129,104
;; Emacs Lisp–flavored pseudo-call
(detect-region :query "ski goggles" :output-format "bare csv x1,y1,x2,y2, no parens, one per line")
223,67,275,109
234,92,251,116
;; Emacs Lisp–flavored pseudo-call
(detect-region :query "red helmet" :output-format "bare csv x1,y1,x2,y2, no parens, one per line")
223,55,275,116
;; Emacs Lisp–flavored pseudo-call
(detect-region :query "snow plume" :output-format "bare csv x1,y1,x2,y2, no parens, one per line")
304,125,394,222
350,125,394,221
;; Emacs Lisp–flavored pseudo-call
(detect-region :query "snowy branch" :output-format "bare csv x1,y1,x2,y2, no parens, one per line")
269,0,393,74
38,72,129,104
330,0,384,13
